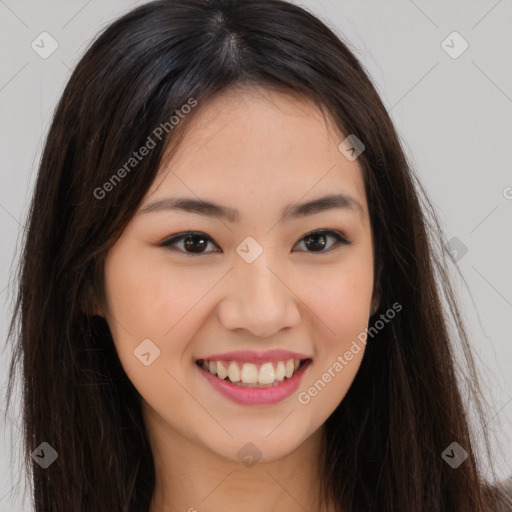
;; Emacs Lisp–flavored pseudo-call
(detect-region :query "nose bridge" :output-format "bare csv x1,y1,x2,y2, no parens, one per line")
241,254,281,301
234,233,282,294
237,248,287,310
218,246,301,337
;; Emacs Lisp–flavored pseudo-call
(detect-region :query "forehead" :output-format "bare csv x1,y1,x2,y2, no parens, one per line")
145,86,368,219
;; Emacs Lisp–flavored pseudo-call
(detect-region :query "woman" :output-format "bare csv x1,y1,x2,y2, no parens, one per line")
5,0,512,510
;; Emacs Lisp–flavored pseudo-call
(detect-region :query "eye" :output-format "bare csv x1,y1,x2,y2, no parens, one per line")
159,231,220,255
292,229,351,253
159,229,351,255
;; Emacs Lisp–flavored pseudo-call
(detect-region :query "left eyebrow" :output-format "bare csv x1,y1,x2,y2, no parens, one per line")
139,193,364,223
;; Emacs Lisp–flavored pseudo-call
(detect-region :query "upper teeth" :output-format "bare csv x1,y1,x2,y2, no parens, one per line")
201,358,301,386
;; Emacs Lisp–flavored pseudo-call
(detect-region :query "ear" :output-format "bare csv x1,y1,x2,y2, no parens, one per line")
81,281,104,317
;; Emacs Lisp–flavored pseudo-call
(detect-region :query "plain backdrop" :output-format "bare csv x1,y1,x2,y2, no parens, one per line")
1,0,511,510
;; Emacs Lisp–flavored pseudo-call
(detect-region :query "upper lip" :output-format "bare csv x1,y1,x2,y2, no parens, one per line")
196,349,311,364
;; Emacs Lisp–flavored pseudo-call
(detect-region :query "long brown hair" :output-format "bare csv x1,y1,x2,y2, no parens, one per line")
5,0,511,510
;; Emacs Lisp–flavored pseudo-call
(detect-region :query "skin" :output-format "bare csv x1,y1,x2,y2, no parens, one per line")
98,86,375,512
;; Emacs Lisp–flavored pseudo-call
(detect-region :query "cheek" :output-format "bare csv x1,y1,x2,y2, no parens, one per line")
102,247,197,408
102,244,223,384
294,245,373,410
295,263,371,416
103,244,201,340
304,250,374,344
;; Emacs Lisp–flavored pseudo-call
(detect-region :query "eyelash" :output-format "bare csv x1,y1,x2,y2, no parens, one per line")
159,229,351,256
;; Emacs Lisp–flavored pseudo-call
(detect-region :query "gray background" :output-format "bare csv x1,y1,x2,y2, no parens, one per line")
1,0,511,510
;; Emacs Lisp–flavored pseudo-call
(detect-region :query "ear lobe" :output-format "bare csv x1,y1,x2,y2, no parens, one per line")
81,281,104,317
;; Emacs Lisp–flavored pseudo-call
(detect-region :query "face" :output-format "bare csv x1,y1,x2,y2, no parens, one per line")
101,86,374,464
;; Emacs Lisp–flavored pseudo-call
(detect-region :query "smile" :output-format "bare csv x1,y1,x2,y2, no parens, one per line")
196,353,312,406
197,358,304,387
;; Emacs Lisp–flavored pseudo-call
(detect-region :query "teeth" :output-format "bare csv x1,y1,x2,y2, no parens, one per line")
217,361,228,380
285,359,294,378
241,363,258,384
200,358,304,386
258,362,276,384
275,361,285,381
227,361,241,382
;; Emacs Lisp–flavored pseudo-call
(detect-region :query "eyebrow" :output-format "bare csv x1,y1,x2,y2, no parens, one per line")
139,193,364,223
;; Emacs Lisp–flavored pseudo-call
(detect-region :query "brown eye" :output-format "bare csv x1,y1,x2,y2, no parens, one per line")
304,232,327,251
182,234,209,253
294,230,350,253
160,232,220,254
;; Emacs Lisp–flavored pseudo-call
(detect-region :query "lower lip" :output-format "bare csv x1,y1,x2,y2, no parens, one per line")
197,360,311,406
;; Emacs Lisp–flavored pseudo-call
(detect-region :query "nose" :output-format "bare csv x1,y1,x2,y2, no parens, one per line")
217,255,301,338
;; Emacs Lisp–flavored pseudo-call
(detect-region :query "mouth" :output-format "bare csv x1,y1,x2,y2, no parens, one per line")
195,355,312,406
196,357,309,388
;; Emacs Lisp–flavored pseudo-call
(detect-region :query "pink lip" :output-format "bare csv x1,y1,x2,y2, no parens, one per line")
197,349,310,364
197,359,312,406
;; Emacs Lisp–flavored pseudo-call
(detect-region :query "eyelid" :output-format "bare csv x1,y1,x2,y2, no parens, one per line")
159,229,351,255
